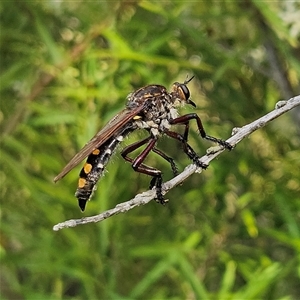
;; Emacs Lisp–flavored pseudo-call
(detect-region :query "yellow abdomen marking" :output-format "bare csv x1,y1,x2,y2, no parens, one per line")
133,115,142,120
78,178,86,188
92,149,100,155
84,163,92,174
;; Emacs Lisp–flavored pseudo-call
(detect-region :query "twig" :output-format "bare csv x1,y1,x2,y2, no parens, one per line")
53,95,300,231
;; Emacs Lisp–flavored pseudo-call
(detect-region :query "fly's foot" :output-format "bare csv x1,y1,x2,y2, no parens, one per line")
205,135,233,151
222,141,233,150
193,156,208,169
215,138,233,150
150,175,167,205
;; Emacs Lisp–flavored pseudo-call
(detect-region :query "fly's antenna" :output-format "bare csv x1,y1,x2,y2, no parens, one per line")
184,75,194,85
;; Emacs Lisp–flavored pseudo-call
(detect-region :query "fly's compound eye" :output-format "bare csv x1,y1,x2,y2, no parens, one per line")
178,84,190,101
173,82,190,101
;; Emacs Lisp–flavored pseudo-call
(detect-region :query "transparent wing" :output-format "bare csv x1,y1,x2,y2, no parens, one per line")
54,106,144,182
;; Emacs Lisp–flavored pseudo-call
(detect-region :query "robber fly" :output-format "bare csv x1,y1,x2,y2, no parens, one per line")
54,77,232,211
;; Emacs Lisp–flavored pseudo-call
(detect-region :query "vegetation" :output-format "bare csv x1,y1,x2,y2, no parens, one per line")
1,1,299,299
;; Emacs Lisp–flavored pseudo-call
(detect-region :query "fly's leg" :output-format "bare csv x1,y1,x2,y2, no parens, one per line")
121,137,166,204
165,130,209,169
152,147,178,177
121,137,178,176
169,113,233,149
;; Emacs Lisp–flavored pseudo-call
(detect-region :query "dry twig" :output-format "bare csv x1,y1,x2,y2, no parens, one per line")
53,95,300,231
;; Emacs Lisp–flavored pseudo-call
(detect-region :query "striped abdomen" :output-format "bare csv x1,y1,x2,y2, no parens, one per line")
76,126,133,211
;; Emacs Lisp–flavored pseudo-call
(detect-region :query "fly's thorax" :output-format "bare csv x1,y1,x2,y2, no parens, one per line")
134,100,179,136
127,83,182,137
126,84,169,109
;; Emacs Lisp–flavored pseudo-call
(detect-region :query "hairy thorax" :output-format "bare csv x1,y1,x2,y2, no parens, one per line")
126,84,180,137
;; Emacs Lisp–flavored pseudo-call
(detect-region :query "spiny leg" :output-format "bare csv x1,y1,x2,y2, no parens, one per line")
121,137,166,204
169,113,232,149
152,147,178,177
165,130,208,169
122,136,178,183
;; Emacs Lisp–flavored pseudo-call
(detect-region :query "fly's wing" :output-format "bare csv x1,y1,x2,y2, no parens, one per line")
54,106,145,182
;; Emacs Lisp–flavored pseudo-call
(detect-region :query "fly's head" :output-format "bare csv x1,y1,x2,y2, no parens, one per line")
171,76,196,108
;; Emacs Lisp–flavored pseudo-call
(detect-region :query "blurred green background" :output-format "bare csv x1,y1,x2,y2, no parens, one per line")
1,1,300,299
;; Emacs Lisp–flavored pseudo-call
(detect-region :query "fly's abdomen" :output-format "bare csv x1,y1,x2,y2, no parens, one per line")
75,127,133,211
